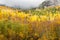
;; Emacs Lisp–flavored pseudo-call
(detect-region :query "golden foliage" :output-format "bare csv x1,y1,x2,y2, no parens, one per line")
0,6,60,40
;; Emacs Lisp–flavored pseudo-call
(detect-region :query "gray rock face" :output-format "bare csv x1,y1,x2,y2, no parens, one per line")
46,0,60,6
39,0,60,8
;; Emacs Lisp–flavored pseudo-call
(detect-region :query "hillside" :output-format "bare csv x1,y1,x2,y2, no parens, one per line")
0,6,60,40
39,0,60,8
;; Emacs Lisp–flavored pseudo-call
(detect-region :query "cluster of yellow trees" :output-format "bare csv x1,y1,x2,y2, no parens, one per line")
0,6,60,40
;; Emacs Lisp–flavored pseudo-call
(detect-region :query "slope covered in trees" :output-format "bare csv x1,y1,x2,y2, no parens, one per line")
0,5,60,40
39,0,60,8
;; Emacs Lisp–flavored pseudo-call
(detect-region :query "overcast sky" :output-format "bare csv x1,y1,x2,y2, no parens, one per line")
0,0,45,9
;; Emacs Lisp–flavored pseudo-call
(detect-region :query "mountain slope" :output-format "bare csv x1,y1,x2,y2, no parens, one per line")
39,0,60,8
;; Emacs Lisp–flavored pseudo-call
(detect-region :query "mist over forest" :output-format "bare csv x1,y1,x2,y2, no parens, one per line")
0,0,60,9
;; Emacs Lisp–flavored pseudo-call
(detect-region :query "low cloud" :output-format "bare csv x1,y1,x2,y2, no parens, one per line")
0,0,45,9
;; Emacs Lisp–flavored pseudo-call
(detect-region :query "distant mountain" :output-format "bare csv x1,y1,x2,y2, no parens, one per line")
47,0,60,6
0,4,5,6
39,0,60,8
